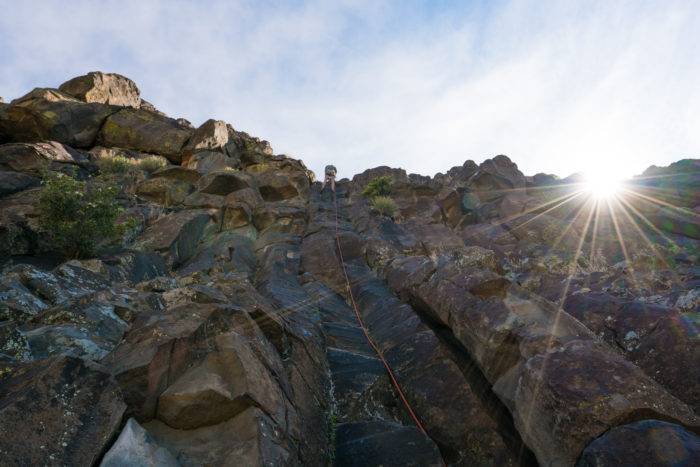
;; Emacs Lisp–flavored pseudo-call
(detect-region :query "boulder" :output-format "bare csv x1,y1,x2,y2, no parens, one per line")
222,202,252,230
101,250,168,284
176,231,257,277
135,177,193,206
144,407,291,466
223,129,273,166
351,166,408,189
182,119,230,155
0,187,41,256
512,338,699,465
0,95,115,147
151,166,201,183
386,257,700,466
0,170,39,196
59,71,141,108
183,150,240,174
576,419,700,467
256,171,306,201
564,292,700,411
183,191,225,209
97,108,193,162
436,189,464,227
0,275,49,322
0,356,125,466
253,202,307,233
100,418,179,467
23,299,128,361
224,186,263,209
156,331,287,430
197,170,252,195
468,155,526,202
0,141,92,176
10,87,79,105
135,210,213,267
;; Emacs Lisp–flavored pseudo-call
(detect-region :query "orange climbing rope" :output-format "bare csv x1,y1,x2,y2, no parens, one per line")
332,190,429,436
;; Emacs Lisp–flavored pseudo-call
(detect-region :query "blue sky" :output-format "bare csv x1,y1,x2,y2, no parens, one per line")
1,0,699,179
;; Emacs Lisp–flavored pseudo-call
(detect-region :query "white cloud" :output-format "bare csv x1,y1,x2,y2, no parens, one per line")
1,0,698,179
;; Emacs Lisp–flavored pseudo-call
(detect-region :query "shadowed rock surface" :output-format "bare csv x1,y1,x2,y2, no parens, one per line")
0,72,698,466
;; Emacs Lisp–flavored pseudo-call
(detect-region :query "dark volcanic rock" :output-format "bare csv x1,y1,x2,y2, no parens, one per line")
335,421,443,467
100,418,179,467
564,292,700,412
0,170,39,196
577,419,700,467
197,170,253,195
0,356,126,466
135,210,213,267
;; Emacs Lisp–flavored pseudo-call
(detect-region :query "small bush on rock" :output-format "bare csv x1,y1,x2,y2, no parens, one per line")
38,172,126,258
96,154,133,174
370,196,397,217
362,176,392,198
138,155,167,174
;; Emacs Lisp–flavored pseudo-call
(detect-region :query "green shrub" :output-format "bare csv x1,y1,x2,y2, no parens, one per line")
97,154,133,174
370,196,397,217
138,156,167,174
362,175,392,198
38,172,126,258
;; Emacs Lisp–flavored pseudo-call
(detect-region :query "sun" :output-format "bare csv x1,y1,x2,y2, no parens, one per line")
583,173,622,199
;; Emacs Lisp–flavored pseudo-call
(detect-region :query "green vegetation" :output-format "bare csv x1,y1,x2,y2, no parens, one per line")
38,172,128,258
362,176,397,217
138,155,167,174
370,196,397,217
96,154,133,174
362,175,392,198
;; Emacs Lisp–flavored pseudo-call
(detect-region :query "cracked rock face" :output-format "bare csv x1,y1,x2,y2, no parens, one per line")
1,72,699,467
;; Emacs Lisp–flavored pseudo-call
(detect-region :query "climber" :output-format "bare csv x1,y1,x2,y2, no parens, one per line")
321,164,337,193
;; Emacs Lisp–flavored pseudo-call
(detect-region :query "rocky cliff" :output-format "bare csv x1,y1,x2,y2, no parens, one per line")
0,72,698,466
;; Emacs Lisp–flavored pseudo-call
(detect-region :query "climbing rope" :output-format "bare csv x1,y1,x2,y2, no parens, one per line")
332,190,429,436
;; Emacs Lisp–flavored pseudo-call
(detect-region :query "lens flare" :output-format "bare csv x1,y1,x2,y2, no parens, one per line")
584,173,622,199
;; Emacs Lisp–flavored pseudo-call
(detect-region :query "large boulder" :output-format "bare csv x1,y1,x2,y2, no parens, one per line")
182,119,230,156
468,155,526,202
135,177,193,206
156,331,288,430
256,171,308,201
135,210,213,267
0,170,39,196
0,141,92,176
0,187,41,256
564,292,700,411
97,108,193,162
144,407,292,466
197,170,252,195
184,150,240,174
577,419,700,467
0,94,115,147
59,71,141,108
0,356,126,466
